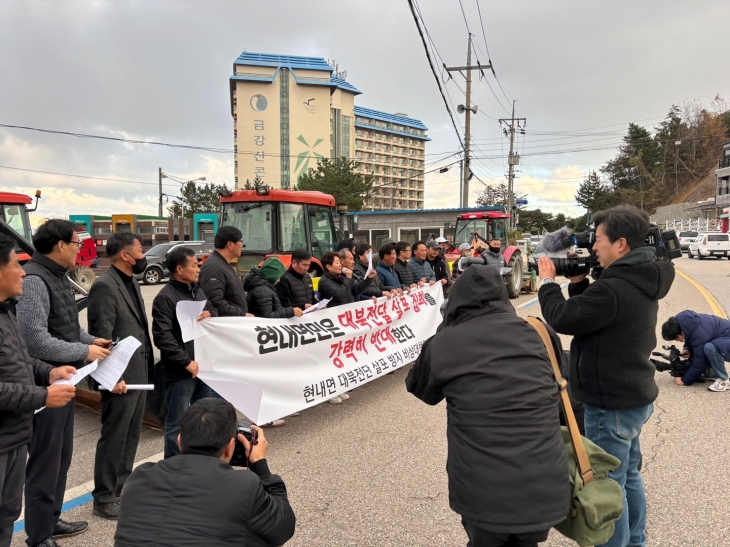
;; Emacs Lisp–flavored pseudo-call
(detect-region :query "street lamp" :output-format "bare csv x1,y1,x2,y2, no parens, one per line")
177,177,206,219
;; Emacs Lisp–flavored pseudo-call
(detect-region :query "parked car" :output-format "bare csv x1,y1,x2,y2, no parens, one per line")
136,241,215,284
527,243,546,272
677,231,699,251
687,233,730,260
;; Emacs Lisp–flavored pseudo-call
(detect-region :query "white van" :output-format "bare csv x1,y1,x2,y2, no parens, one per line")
687,233,730,259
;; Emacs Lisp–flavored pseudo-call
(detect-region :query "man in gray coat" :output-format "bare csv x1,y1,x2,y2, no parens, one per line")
88,232,153,520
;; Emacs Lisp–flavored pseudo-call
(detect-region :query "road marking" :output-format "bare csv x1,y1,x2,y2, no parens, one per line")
675,270,728,319
13,451,164,535
516,283,569,308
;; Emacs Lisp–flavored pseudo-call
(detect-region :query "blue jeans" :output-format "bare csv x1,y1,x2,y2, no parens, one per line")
703,343,730,381
583,403,654,547
164,378,212,459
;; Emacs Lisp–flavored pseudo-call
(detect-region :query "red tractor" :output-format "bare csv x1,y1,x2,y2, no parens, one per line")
219,187,339,277
0,190,97,290
448,209,524,298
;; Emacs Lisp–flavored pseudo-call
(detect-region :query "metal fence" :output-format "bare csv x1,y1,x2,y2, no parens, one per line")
664,218,721,232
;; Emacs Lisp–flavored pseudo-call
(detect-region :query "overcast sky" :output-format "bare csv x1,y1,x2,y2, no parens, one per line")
0,0,728,225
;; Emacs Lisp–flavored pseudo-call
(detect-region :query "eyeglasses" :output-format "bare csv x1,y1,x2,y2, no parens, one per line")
65,240,81,247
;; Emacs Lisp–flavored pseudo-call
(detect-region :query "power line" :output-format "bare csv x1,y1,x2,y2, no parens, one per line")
518,93,729,104
0,164,190,188
406,0,464,150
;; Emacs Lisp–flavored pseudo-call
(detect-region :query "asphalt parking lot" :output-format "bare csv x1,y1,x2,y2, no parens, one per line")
11,256,730,546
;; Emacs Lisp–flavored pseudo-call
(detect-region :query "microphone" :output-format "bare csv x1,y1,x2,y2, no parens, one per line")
541,227,576,258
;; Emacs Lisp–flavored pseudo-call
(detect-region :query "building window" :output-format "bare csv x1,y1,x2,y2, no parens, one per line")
280,68,290,188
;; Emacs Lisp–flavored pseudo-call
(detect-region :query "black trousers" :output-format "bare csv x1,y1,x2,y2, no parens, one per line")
93,390,146,504
462,519,550,547
25,402,74,546
0,444,27,547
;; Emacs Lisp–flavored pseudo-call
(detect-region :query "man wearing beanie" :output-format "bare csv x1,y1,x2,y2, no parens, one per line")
244,258,304,319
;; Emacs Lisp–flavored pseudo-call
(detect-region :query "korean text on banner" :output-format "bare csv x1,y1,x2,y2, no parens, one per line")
194,284,444,424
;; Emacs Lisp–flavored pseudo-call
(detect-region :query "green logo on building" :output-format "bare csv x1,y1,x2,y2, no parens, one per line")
294,135,324,178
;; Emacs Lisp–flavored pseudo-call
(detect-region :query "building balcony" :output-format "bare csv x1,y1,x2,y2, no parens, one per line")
354,120,431,141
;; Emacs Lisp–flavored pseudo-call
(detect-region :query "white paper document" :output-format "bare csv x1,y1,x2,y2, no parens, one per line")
53,361,98,386
100,384,154,391
302,298,331,314
365,250,374,278
36,361,100,414
176,300,206,342
90,336,142,391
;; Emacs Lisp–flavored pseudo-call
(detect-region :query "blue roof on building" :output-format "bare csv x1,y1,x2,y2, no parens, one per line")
354,106,428,131
231,52,362,95
234,52,333,72
348,206,505,216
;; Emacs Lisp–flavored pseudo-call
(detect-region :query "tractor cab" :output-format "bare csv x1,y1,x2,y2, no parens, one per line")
453,211,510,249
220,188,338,276
0,191,40,262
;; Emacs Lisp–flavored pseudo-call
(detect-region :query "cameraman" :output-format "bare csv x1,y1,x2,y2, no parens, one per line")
662,311,730,391
537,205,675,547
114,398,295,547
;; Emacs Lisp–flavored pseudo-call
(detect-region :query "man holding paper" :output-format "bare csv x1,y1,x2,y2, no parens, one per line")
0,233,77,547
16,219,111,546
88,232,154,520
152,246,217,459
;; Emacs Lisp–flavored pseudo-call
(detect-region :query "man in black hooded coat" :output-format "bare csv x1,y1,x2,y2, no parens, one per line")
406,266,569,547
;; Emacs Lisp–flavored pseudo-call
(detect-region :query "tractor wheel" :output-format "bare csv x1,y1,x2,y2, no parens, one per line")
143,267,162,285
505,252,523,299
72,267,96,292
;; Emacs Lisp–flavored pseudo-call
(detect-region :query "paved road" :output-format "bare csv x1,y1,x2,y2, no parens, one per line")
11,261,730,546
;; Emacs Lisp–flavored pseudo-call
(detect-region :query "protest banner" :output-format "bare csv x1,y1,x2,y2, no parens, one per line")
193,283,444,424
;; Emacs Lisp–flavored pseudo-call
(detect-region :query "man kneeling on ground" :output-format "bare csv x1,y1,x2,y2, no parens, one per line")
114,398,295,547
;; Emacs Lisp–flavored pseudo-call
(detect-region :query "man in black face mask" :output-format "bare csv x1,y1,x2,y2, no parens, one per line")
87,232,154,520
480,237,506,269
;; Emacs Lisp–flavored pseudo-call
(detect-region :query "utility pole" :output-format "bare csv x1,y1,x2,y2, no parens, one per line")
446,34,486,209
499,101,526,230
158,168,164,217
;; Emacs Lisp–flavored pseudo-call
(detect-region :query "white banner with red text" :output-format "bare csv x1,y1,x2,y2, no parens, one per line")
193,283,444,424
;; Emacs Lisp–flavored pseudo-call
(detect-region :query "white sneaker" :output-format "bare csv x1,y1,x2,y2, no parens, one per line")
328,396,342,404
338,393,350,401
261,419,286,427
708,379,728,392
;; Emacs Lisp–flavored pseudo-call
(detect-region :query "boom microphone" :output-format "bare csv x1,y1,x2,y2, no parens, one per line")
541,227,576,257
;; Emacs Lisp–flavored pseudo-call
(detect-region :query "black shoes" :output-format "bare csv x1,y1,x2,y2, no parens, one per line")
52,518,89,538
93,500,121,520
35,540,61,547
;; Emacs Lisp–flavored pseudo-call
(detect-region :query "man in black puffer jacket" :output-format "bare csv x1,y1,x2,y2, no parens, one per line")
407,265,569,546
538,205,675,547
276,250,317,310
0,234,77,547
199,226,252,318
244,258,303,319
318,252,375,307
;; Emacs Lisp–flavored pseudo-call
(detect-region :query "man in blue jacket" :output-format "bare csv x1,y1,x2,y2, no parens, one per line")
662,311,730,392
376,244,405,293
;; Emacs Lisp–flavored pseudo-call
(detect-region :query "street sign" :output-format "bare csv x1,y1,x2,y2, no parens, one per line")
515,199,528,205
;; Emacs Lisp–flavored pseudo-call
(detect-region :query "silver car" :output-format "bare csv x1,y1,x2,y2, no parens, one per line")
677,231,699,251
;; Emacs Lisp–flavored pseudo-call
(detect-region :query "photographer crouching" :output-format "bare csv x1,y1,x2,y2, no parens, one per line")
537,206,675,547
114,398,295,547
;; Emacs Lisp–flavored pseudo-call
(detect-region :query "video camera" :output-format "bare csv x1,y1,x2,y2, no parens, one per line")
540,224,681,278
650,344,714,382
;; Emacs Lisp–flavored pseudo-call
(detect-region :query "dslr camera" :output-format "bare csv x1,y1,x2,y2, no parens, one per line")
229,421,257,467
539,224,681,278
